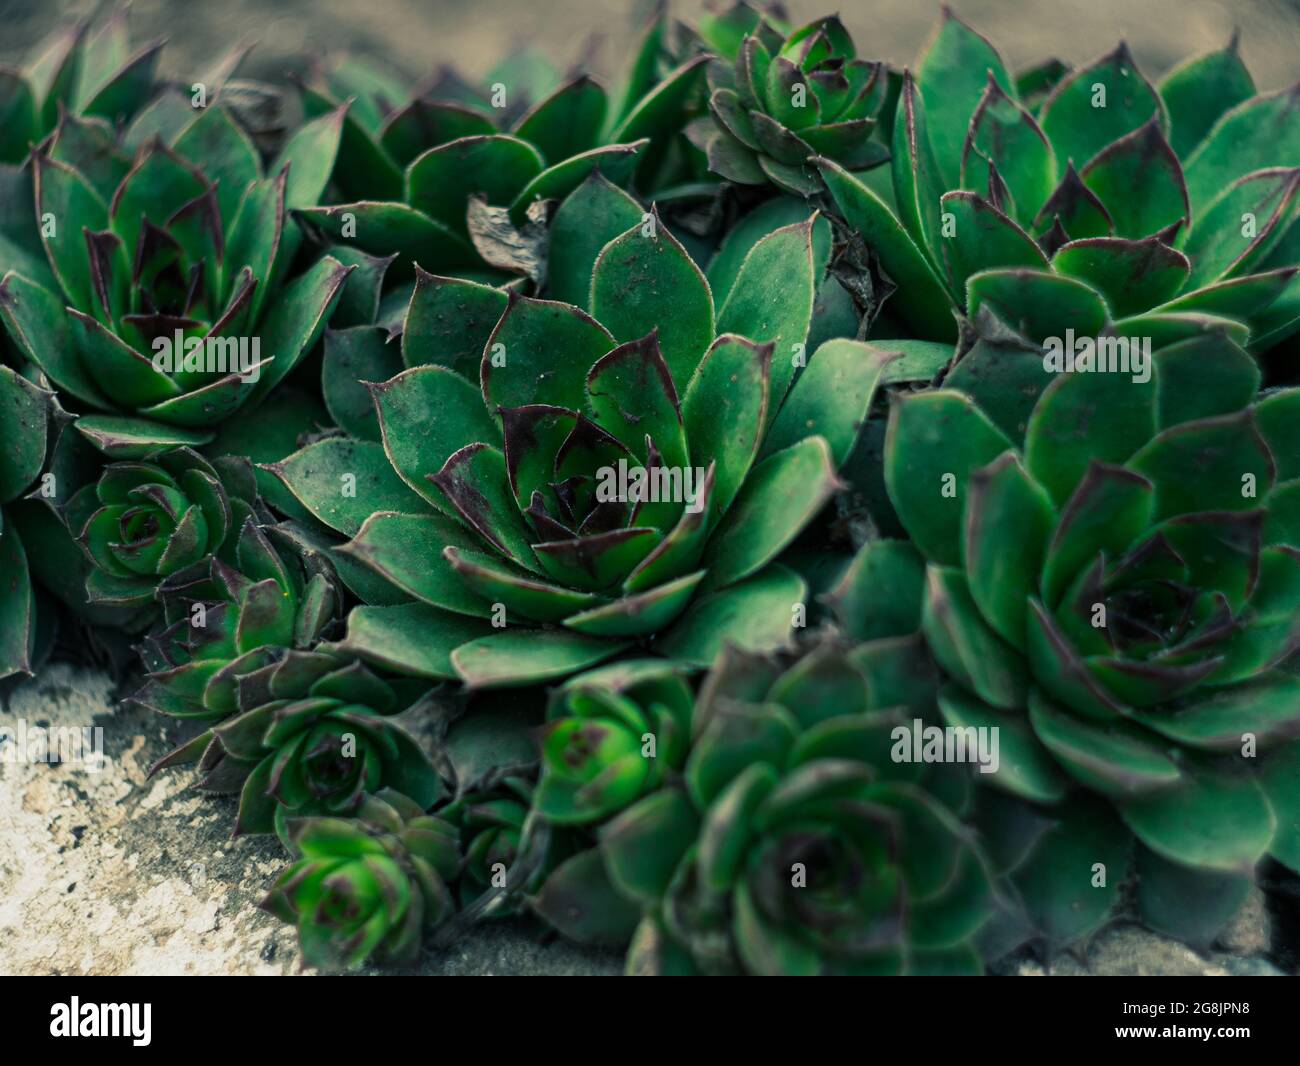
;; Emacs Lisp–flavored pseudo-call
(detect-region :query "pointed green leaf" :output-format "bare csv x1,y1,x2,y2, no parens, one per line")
915,9,1014,186
884,389,1014,566
1039,43,1165,172
1157,36,1256,158
590,210,713,386
657,565,805,667
546,171,643,310
453,630,628,688
1184,83,1300,214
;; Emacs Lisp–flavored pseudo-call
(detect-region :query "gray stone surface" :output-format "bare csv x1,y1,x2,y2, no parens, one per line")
0,663,619,976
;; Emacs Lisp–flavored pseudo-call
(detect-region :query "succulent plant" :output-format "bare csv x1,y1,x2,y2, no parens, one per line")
819,11,1300,351
66,445,257,610
881,323,1300,879
293,29,710,279
268,190,892,687
152,647,442,839
536,659,693,825
261,788,459,969
539,629,991,975
694,9,892,196
0,95,352,454
436,775,534,902
132,510,342,722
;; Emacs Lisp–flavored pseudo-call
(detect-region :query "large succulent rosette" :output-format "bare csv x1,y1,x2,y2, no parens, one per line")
883,322,1300,879
268,187,891,687
533,630,992,975
695,9,893,196
261,788,459,969
820,10,1300,353
0,94,352,453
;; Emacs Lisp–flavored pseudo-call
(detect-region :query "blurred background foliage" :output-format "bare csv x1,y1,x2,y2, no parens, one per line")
2,0,1298,92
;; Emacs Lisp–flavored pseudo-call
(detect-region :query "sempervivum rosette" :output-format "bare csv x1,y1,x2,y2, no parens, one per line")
152,648,442,840
820,10,1300,354
436,776,534,904
0,95,352,454
69,446,256,610
694,8,893,195
268,184,892,688
535,659,693,825
132,512,343,722
537,632,991,975
261,788,459,970
881,322,1300,884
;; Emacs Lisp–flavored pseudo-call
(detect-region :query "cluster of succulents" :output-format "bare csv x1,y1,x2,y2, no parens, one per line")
2,3,1297,975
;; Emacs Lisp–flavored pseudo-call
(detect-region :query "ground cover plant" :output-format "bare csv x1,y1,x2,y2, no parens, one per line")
1,2,1297,975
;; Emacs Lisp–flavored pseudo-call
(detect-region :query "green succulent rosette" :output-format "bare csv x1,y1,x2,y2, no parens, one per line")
880,323,1300,880
0,91,354,454
261,788,460,970
132,513,343,722
152,648,442,840
66,445,256,610
818,10,1300,352
694,9,893,196
266,187,892,688
535,630,992,975
293,24,710,278
436,776,534,902
536,659,693,825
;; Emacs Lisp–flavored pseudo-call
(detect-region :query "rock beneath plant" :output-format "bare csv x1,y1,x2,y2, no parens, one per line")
1216,887,1271,956
1009,917,1283,977
1082,926,1232,976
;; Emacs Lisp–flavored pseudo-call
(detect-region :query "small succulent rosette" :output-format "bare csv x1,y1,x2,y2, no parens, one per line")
694,10,893,195
153,648,443,841
535,659,694,825
820,10,1300,353
68,446,257,610
262,788,460,970
133,516,342,720
436,776,534,904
